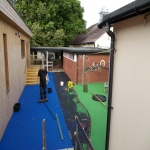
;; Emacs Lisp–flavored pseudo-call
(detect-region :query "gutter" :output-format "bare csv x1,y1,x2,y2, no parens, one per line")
98,0,150,29
105,22,115,150
7,0,32,36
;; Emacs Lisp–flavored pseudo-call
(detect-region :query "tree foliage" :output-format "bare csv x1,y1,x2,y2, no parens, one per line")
9,0,17,5
13,0,86,46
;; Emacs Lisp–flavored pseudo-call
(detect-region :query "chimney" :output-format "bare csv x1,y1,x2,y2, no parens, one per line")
99,6,109,23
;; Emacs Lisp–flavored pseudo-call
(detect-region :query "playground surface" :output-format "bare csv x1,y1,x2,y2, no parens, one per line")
0,72,73,150
52,72,91,148
0,72,108,150
53,72,108,150
74,83,108,150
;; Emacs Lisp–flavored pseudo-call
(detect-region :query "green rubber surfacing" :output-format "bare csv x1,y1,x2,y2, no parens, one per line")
74,83,108,150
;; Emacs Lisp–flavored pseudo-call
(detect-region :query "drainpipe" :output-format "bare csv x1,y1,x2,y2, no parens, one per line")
105,22,115,150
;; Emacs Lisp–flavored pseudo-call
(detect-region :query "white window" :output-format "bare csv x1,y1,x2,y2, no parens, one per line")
63,52,76,62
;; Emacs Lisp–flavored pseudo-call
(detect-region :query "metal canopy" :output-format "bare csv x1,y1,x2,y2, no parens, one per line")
30,47,109,54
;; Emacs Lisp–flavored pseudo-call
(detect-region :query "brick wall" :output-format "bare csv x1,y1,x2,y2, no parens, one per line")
63,54,109,84
77,54,109,84
63,57,77,83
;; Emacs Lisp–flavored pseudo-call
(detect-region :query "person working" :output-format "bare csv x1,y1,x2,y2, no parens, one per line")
37,65,48,99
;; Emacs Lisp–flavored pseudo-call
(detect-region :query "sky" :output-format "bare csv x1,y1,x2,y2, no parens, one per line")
79,0,135,28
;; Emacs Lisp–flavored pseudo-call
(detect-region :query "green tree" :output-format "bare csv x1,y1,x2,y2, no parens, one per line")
8,0,17,5
14,0,86,46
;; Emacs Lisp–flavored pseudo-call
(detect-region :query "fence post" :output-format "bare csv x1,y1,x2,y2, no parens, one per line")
75,116,79,150
74,132,84,150
42,55,44,66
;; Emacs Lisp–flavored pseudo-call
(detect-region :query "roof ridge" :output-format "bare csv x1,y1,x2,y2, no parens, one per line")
70,24,106,45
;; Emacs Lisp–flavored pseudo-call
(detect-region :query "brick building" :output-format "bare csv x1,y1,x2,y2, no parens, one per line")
68,22,111,84
30,47,109,84
63,49,109,84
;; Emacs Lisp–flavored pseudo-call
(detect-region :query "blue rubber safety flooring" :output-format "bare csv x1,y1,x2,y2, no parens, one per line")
0,72,73,150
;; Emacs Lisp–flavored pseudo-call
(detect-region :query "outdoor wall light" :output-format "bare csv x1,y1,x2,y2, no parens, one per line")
18,32,20,37
15,32,20,37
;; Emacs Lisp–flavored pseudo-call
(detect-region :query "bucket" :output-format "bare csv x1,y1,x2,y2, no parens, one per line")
60,81,64,86
48,88,52,93
13,103,21,112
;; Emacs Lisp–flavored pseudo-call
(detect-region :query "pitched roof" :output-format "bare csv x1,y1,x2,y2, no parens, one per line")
0,0,32,37
70,23,106,45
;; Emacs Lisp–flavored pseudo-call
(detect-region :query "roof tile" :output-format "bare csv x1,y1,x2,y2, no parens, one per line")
70,23,106,45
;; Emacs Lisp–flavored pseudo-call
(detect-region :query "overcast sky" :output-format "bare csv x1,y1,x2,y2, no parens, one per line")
79,0,135,28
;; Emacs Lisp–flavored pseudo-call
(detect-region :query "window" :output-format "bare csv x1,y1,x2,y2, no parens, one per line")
3,34,10,93
63,52,75,61
21,39,25,58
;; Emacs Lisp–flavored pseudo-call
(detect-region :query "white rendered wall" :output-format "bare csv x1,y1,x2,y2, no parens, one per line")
108,14,150,150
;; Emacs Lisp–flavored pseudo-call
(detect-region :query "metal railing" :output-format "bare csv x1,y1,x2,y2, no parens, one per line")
75,116,94,150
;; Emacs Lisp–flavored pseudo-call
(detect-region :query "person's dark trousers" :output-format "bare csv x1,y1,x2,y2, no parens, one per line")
40,82,46,99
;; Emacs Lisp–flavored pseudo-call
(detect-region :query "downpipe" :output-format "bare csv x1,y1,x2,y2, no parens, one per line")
105,22,115,150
